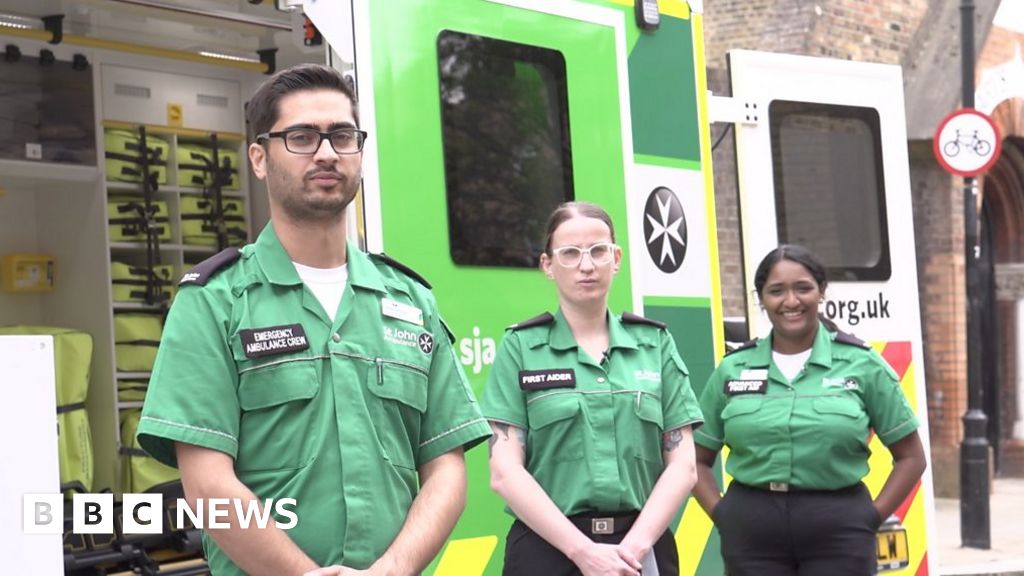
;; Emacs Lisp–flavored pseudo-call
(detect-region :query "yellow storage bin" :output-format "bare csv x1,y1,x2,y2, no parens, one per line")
180,196,247,247
104,129,169,185
114,312,163,372
110,261,175,303
107,197,171,243
177,142,240,190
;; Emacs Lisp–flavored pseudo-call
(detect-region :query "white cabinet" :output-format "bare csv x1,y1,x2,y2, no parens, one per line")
0,335,63,576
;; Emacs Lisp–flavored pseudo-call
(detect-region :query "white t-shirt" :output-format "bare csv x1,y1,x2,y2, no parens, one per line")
293,261,348,322
772,348,812,382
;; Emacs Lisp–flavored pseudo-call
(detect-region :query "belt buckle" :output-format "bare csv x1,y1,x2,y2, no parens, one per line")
591,517,614,535
769,482,790,492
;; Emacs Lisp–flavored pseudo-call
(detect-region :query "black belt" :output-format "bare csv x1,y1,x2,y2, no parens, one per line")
735,481,862,494
566,511,640,536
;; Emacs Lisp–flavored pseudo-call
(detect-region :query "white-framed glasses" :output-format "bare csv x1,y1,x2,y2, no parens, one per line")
551,242,617,268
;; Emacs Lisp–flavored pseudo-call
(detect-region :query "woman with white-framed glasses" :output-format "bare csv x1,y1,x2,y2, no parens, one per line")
482,201,703,576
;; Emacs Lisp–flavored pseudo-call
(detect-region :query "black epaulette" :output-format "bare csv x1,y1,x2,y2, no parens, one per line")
373,253,431,289
508,312,554,331
834,330,870,349
621,311,666,330
725,339,758,356
179,248,241,286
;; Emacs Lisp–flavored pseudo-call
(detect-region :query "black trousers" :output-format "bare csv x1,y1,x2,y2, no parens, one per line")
502,513,679,576
715,482,881,576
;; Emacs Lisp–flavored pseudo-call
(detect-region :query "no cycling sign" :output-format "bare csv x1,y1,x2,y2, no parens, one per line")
933,108,1001,177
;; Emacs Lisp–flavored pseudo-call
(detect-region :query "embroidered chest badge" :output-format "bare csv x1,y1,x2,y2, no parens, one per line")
823,377,860,391
519,369,576,391
724,379,767,395
633,369,661,382
240,324,309,359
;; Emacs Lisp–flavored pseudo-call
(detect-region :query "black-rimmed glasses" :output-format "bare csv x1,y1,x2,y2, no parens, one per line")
256,128,368,155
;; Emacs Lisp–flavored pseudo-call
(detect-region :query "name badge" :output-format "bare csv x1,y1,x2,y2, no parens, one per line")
240,324,309,359
519,369,576,391
724,379,767,395
381,297,424,326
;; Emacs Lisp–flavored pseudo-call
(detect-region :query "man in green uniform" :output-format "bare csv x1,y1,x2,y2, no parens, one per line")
137,63,491,576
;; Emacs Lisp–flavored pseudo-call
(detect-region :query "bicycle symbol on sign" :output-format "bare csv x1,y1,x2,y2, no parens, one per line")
942,129,991,157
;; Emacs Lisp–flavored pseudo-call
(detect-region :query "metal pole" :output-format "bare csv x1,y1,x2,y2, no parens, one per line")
959,0,991,549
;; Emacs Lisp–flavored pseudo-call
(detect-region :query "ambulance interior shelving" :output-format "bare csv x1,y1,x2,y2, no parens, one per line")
1,2,322,573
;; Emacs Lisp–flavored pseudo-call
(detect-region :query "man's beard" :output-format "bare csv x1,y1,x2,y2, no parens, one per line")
268,160,359,223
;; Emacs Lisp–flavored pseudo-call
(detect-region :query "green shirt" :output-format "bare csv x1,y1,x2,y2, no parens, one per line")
481,310,703,516
137,224,491,574
694,323,918,489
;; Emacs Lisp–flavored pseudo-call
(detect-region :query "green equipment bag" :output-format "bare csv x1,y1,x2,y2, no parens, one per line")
180,195,248,247
177,142,240,190
104,129,169,184
117,379,149,403
114,312,162,372
0,326,93,497
110,261,176,303
108,197,172,243
120,409,179,493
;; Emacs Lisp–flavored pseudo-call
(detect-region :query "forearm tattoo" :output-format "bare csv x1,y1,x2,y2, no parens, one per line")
663,428,684,452
488,422,527,455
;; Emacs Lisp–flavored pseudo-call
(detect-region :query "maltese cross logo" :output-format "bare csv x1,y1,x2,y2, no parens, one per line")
418,333,434,355
643,187,687,273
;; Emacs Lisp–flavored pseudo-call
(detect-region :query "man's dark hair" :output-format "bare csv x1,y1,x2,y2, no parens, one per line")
246,63,358,137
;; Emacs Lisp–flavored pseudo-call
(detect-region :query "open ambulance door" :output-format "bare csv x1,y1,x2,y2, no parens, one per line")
723,49,937,573
308,1,721,575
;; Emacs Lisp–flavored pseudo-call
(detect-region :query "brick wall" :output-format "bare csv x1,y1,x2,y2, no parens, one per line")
909,142,965,491
809,0,930,63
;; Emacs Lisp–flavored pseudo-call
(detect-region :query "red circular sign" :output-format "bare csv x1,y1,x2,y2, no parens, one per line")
933,108,1002,177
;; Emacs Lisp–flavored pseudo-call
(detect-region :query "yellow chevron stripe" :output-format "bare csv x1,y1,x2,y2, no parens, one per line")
434,536,498,576
677,496,714,575
863,350,928,575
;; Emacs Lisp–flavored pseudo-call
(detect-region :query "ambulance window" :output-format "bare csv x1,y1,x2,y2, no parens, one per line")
769,101,891,281
437,30,574,268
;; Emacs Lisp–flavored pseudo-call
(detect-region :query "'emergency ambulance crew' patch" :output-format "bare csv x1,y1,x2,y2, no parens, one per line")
240,324,310,359
519,369,576,391
724,379,767,395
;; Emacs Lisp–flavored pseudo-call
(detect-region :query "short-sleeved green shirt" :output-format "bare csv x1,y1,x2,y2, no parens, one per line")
481,310,703,516
694,323,918,490
137,224,491,574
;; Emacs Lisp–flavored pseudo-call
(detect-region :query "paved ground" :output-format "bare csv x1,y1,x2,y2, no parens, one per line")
935,478,1024,575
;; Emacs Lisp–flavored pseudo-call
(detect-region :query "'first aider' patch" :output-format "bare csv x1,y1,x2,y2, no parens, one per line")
519,369,576,391
240,324,309,359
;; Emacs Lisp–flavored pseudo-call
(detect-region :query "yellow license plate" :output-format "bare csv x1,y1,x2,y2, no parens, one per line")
876,527,909,572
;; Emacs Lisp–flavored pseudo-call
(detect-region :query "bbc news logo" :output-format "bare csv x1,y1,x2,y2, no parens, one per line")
23,494,298,534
